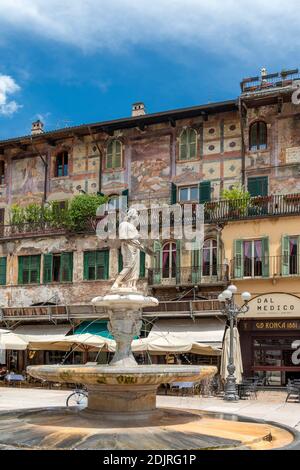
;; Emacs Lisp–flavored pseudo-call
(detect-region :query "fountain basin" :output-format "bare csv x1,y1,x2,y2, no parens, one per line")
27,364,217,416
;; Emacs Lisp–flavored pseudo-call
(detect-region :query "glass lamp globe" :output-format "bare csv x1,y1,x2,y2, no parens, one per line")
241,291,251,302
223,289,233,300
228,284,238,294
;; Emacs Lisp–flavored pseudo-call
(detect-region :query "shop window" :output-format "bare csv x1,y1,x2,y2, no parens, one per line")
43,252,73,283
249,121,267,151
55,151,69,177
179,128,197,160
83,250,109,281
18,255,41,285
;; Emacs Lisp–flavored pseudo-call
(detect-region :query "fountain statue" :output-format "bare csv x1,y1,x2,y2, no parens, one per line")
1,208,292,450
27,208,216,419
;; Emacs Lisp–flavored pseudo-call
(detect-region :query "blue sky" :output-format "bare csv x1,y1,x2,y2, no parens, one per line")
0,0,299,139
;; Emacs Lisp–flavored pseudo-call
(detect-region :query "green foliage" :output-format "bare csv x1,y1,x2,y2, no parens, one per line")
221,184,251,215
9,194,107,232
221,184,250,202
68,194,107,231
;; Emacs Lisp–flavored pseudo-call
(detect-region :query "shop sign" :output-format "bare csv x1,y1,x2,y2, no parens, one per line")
239,293,300,319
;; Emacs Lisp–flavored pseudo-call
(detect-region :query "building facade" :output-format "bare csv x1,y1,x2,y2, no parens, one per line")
1,69,300,384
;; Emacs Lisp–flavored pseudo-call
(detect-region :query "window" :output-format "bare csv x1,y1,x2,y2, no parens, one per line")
18,255,41,284
55,151,69,177
179,186,198,202
202,239,218,276
234,238,269,279
0,257,7,285
0,161,5,185
83,250,109,281
249,121,267,151
179,128,197,160
106,140,122,170
43,252,73,283
248,176,268,197
162,242,177,279
282,236,300,275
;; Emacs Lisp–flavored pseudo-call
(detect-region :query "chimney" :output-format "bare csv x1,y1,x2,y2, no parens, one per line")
131,102,146,117
31,119,44,135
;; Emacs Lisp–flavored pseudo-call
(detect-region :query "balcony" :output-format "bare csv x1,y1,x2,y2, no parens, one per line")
240,69,300,94
148,265,228,287
0,221,67,241
230,255,300,280
203,194,300,223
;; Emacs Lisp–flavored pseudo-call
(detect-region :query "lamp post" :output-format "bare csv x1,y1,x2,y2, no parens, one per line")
218,285,251,401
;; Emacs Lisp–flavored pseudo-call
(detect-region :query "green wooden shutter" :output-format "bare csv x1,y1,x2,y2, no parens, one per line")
189,129,197,159
179,130,187,160
101,250,109,280
30,255,41,284
199,181,211,203
43,254,53,283
106,142,113,169
0,257,7,285
83,252,91,280
234,240,243,278
176,240,181,284
61,252,73,282
281,235,290,276
139,251,146,278
261,237,269,278
171,183,177,205
18,256,24,284
121,189,129,211
153,241,162,284
114,141,122,168
118,249,123,273
248,177,268,197
191,245,201,284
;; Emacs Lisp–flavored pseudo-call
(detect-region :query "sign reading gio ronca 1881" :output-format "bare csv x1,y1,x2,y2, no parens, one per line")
239,293,300,319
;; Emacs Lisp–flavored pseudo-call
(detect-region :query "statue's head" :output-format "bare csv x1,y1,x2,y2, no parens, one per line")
126,208,138,223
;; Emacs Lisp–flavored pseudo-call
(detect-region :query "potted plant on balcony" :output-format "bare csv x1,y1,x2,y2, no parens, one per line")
221,184,251,219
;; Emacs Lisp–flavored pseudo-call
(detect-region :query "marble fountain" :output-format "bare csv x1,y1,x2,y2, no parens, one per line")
0,210,296,450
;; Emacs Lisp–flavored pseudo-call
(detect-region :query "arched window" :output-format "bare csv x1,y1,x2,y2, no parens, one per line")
249,121,267,151
106,140,122,170
55,151,69,177
179,128,197,160
202,239,217,276
162,242,177,279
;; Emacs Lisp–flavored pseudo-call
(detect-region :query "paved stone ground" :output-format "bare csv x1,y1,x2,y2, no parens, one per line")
0,387,299,433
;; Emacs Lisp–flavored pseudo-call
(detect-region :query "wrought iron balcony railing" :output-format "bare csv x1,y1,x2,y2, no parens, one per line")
148,265,229,287
230,255,300,279
203,194,300,223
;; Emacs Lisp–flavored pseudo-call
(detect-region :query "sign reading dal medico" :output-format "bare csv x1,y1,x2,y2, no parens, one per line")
239,293,300,319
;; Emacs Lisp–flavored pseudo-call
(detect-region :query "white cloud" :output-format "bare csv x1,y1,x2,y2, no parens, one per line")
0,75,21,116
0,0,298,60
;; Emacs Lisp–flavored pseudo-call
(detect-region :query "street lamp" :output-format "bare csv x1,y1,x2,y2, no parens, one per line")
219,284,251,401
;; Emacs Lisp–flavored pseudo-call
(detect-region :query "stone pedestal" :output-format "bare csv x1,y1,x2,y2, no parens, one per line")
92,291,158,367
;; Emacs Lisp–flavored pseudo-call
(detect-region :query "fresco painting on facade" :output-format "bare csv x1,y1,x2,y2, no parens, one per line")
1,69,300,387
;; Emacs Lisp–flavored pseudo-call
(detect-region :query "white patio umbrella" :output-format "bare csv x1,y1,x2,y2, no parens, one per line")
220,326,243,384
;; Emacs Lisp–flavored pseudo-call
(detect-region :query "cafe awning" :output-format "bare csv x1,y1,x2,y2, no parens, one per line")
141,318,225,356
13,324,72,351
